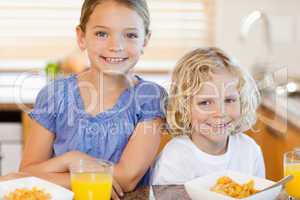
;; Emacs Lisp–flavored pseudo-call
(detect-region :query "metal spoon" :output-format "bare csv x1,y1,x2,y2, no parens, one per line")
255,175,293,195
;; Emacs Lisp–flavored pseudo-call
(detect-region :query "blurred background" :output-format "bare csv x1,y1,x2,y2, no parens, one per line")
0,0,299,182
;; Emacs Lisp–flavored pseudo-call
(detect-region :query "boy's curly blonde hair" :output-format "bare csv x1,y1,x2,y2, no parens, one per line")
166,47,260,136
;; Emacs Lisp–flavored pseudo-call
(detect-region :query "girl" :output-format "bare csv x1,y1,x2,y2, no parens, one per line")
18,0,166,198
151,47,265,185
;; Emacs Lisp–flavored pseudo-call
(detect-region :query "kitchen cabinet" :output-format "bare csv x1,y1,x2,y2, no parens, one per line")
246,106,300,181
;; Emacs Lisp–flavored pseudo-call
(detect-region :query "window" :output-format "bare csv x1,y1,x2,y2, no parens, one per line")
142,0,215,72
0,0,215,72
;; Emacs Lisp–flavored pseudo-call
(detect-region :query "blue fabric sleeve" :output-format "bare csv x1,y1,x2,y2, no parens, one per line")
28,80,60,134
135,82,167,123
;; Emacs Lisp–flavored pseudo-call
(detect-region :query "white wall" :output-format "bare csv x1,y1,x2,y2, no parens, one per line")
215,0,300,78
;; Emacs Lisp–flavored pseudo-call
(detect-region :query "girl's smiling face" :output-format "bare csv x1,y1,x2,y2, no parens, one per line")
191,70,241,145
76,1,150,74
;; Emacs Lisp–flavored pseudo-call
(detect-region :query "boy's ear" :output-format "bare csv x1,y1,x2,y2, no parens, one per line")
76,26,87,51
143,30,151,48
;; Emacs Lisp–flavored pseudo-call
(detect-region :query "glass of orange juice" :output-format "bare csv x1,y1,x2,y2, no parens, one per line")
284,149,300,199
70,159,113,200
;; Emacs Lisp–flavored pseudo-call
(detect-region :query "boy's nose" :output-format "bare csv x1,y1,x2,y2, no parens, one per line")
214,101,226,117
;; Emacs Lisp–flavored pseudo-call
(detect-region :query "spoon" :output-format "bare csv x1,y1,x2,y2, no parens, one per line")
255,175,293,195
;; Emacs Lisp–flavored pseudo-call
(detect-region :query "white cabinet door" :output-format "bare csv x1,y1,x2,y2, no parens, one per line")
0,143,22,175
0,122,22,175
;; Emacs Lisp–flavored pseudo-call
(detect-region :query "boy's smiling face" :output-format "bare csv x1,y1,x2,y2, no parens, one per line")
190,70,241,145
76,0,150,74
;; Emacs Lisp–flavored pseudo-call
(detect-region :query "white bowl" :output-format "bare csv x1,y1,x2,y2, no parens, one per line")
184,170,282,200
0,177,73,200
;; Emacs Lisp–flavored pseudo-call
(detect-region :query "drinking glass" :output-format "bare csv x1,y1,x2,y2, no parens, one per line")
70,159,113,200
284,150,300,199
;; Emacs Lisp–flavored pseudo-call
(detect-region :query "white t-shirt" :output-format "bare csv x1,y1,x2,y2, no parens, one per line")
151,133,265,185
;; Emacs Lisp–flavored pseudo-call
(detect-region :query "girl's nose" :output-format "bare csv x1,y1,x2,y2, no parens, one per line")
108,36,124,52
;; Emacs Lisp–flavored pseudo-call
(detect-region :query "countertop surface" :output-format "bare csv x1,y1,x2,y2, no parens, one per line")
261,91,300,129
124,185,289,200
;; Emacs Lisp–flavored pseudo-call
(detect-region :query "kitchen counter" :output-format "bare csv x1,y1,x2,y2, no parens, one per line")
0,103,32,112
124,185,191,200
124,185,289,200
261,91,300,130
0,172,291,200
0,72,45,110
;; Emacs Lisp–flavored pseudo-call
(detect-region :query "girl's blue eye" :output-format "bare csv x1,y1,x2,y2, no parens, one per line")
225,98,237,103
126,33,138,39
96,31,108,38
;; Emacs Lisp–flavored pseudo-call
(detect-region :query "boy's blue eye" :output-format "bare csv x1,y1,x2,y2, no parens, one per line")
198,100,212,106
96,31,108,38
126,33,138,39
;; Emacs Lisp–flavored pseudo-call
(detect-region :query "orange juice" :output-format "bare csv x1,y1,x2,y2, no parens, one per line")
71,172,113,200
284,163,300,198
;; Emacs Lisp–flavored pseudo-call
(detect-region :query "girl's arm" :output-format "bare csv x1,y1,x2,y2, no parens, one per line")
114,118,163,191
20,118,71,172
27,172,70,189
19,119,74,187
20,117,163,192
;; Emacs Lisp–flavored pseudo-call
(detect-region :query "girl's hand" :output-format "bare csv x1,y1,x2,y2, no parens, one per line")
0,172,30,182
64,151,124,199
65,151,124,199
111,179,124,200
65,151,96,167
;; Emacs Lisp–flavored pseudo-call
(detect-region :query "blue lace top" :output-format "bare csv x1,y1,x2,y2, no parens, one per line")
29,74,167,186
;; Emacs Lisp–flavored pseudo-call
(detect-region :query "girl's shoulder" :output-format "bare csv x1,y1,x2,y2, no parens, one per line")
134,77,167,97
39,74,76,95
128,77,167,122
33,74,77,110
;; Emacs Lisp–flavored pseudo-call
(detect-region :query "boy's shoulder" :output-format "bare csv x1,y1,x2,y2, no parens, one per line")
232,133,257,144
167,135,191,145
160,135,193,155
230,133,261,152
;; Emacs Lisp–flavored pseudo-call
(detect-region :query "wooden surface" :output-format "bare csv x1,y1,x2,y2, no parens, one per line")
123,185,289,200
0,174,290,200
0,103,32,112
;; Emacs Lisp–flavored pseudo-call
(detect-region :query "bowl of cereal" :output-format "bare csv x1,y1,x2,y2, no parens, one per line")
184,170,282,200
0,177,73,200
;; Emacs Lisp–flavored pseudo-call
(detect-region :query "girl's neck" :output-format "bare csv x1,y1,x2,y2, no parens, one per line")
76,67,139,116
82,67,137,91
191,133,229,156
